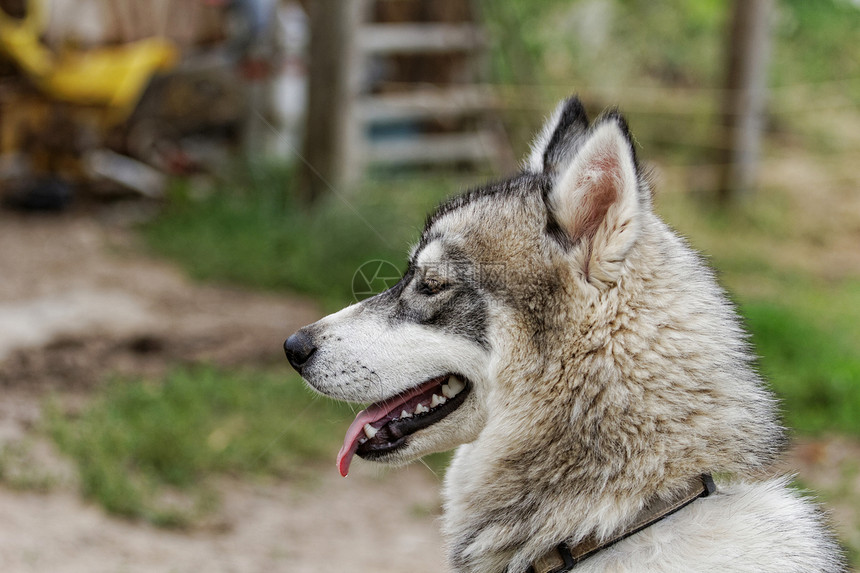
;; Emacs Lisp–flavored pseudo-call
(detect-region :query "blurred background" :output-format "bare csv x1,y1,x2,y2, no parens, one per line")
0,0,858,571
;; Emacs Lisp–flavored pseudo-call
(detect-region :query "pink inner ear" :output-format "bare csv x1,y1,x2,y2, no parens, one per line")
571,152,620,243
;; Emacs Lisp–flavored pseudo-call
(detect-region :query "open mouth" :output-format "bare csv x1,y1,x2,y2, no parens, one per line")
336,374,470,476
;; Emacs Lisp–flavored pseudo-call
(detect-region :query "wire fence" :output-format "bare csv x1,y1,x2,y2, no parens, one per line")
359,78,860,188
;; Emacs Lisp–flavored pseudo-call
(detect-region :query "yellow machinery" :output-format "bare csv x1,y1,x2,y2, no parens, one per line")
0,0,178,123
0,0,179,205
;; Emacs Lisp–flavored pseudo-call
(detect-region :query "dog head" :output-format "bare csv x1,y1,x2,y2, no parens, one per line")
284,96,664,476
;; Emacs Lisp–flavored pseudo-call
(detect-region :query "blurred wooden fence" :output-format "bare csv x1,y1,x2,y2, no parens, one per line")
299,0,512,202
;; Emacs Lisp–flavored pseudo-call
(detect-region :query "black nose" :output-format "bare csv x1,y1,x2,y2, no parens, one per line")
284,329,317,374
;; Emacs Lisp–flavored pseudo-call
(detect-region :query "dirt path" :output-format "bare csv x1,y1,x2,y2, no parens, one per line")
0,210,319,378
0,209,446,573
0,464,446,573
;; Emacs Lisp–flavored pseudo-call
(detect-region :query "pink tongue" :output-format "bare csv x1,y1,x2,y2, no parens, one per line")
336,402,391,477
335,379,445,476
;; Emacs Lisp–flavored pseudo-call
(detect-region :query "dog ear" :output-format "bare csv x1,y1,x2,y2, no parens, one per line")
546,112,644,285
523,96,589,175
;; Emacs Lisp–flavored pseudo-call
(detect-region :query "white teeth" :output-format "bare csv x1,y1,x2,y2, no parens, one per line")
363,423,378,439
400,410,412,418
430,394,445,408
441,384,454,399
447,376,465,396
414,403,429,414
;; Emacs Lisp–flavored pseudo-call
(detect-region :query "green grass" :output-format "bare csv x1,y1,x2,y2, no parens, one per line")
0,440,58,492
143,163,472,308
47,366,352,526
743,299,860,435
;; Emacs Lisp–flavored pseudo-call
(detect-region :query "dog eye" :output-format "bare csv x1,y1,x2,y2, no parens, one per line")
418,277,447,296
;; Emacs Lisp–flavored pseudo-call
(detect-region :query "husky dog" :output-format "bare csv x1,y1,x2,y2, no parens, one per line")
284,97,846,572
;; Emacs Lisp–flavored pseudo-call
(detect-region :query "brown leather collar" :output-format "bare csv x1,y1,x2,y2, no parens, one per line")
527,474,716,573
